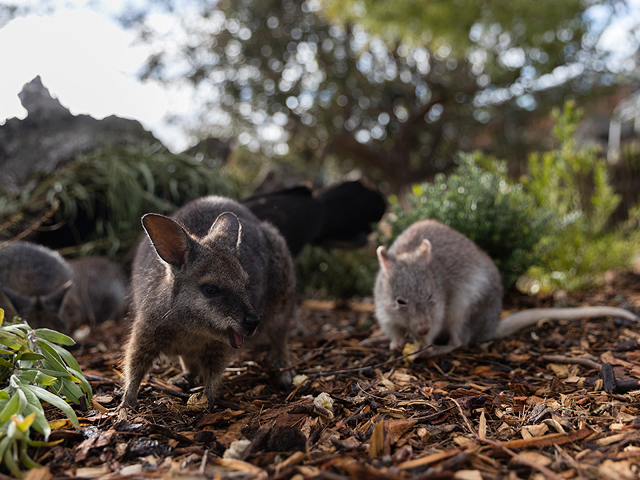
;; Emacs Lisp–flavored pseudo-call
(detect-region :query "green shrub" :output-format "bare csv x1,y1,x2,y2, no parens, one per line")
0,309,91,478
523,101,640,291
381,154,552,289
295,245,379,299
0,143,240,257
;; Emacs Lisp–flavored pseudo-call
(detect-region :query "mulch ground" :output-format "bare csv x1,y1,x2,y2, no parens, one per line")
17,271,640,480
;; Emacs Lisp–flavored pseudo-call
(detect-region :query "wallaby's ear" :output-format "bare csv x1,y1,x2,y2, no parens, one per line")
417,239,432,264
42,280,74,311
142,214,191,267
208,212,242,254
1,284,35,315
377,246,394,273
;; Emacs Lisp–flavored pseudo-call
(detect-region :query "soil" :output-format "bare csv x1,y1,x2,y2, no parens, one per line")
15,271,640,480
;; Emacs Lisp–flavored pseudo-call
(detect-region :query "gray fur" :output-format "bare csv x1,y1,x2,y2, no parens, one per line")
69,257,128,324
0,241,82,333
375,219,639,355
121,196,296,409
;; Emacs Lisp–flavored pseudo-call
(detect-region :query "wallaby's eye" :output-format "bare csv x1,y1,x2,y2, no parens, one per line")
395,298,408,308
201,284,221,298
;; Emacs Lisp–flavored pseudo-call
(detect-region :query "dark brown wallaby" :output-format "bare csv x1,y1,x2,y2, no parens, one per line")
0,241,82,333
375,219,639,356
121,196,296,409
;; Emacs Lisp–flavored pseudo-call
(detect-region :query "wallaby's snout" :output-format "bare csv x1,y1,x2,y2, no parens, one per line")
243,313,260,334
228,313,260,349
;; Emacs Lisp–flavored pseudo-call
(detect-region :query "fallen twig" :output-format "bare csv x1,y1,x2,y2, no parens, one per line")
304,346,433,377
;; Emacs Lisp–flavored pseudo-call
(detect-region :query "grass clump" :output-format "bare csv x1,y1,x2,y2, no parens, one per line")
0,143,239,257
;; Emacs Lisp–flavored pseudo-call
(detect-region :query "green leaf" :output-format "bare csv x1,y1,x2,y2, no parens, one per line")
19,441,41,470
21,385,79,428
67,367,92,400
17,353,45,361
3,440,24,479
0,330,25,350
34,340,68,373
20,388,50,440
47,342,82,373
0,357,13,369
34,329,75,346
0,388,27,424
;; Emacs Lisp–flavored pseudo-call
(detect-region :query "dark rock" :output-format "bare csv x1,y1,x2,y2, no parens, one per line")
0,76,159,192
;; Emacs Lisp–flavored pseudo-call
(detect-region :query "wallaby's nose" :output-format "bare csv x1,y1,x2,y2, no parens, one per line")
243,314,260,335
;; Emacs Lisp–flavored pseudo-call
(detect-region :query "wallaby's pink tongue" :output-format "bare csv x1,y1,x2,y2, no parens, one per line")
229,329,244,349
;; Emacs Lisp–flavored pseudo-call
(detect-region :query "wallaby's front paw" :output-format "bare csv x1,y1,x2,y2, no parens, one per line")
269,360,294,389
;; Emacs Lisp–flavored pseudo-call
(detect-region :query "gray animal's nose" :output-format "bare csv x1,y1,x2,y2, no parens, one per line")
243,314,260,334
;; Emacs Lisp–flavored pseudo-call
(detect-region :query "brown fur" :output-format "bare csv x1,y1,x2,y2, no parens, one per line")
121,196,296,409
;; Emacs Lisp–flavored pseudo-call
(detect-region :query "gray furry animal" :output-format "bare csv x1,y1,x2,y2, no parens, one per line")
121,196,296,409
69,257,128,324
375,219,640,355
0,242,82,333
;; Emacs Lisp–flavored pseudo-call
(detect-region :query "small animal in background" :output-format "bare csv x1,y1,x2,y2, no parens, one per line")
69,257,128,324
121,196,296,409
374,219,640,355
0,241,82,333
242,180,387,256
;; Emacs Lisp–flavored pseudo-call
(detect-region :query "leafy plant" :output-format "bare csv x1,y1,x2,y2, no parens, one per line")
0,309,90,478
523,101,639,291
0,143,240,257
296,245,379,299
381,153,552,289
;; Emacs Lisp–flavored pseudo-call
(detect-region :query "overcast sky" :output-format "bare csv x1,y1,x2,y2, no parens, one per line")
1,0,638,153
0,0,196,151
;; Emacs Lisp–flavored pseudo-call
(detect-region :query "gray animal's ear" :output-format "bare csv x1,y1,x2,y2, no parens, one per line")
1,284,35,315
417,239,432,264
377,246,394,273
42,280,74,311
142,214,191,267
208,212,242,254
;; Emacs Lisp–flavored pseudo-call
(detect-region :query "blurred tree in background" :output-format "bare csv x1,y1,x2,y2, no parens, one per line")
125,0,638,196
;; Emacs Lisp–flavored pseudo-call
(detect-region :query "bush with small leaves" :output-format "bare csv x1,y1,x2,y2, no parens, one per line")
381,154,552,290
522,101,640,291
296,245,379,299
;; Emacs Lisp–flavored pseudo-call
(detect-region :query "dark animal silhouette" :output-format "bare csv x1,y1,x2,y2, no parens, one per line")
242,180,386,256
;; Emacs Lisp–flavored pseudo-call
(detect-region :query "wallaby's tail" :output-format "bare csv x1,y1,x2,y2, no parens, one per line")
494,306,640,339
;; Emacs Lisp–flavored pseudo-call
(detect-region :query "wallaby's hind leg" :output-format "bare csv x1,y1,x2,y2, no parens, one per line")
121,325,162,409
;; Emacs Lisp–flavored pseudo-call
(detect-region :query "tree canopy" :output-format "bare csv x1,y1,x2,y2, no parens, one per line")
127,0,636,194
